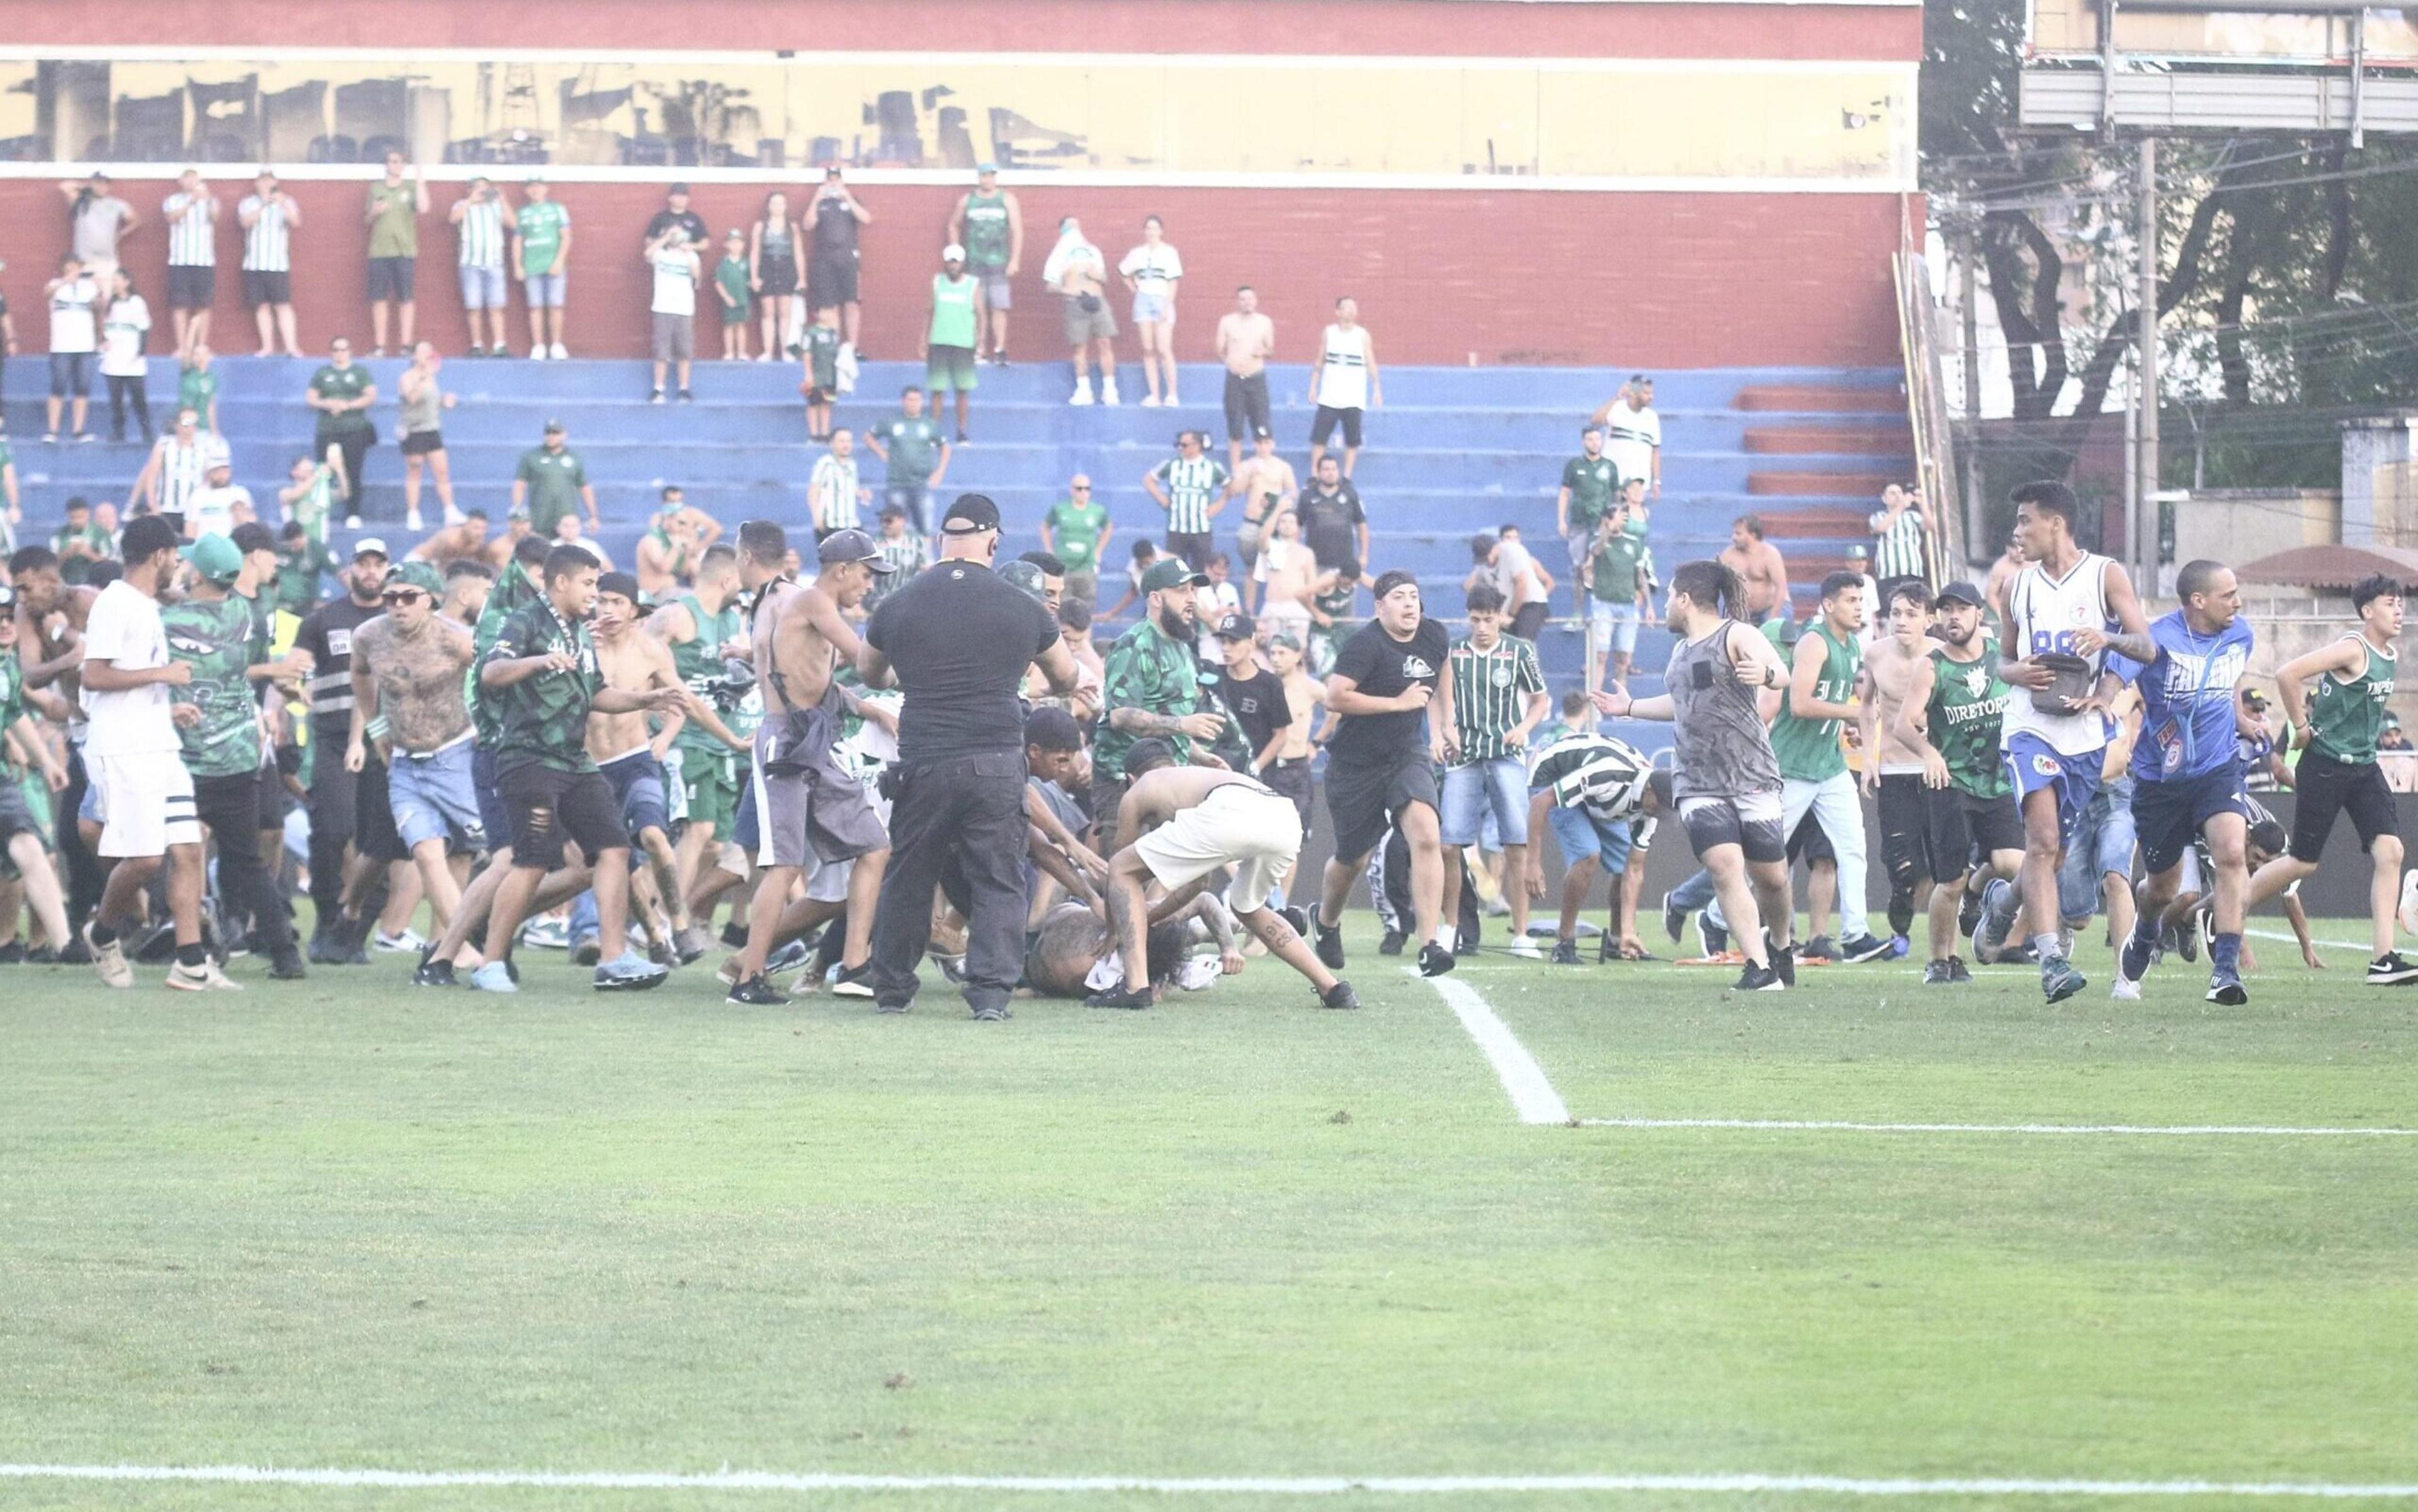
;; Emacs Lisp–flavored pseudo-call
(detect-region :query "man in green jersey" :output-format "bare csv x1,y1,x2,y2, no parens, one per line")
1586,490,1655,693
647,542,754,952
1556,424,1619,611
1093,558,1221,850
0,584,71,964
863,387,950,540
304,338,376,526
947,164,1021,364
272,519,335,619
1439,583,1548,956
1041,473,1113,611
2251,572,2418,984
1895,579,2023,984
514,177,572,359
50,495,111,586
165,533,306,979
1771,569,1888,963
924,244,984,442
798,305,843,440
178,344,220,433
511,419,596,540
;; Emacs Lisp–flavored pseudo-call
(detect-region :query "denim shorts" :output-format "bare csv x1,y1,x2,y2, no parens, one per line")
1132,290,1173,324
458,263,508,309
388,737,488,853
472,744,514,848
1589,598,1641,654
1547,805,1635,873
523,271,567,308
1439,755,1531,848
2057,776,2137,922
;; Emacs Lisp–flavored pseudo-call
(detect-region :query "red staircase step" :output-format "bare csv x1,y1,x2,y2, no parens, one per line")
1744,424,1914,456
1749,470,1897,497
1735,385,1906,414
1755,507,1869,538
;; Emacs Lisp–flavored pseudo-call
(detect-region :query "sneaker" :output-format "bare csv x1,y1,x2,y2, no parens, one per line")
2206,969,2248,1006
2040,953,2087,1004
1101,377,1121,406
1549,940,1582,965
1735,960,1784,991
1318,980,1361,1009
2119,930,2155,987
1695,910,1730,958
720,920,749,950
74,431,96,444
1314,920,1345,970
649,389,666,405
469,960,518,994
468,344,484,358
1139,394,1162,408
2367,950,2418,985
2178,904,2206,963
1922,958,1955,986
404,511,424,531
972,1003,1013,1021
1839,933,1892,964
829,961,877,998
1971,878,2014,964
166,958,242,991
1416,941,1455,977
550,343,568,361
671,925,713,965
1958,885,1984,940
1278,906,1311,940
373,926,426,954
84,923,132,989
344,514,364,530
726,973,786,1006
1800,935,1838,965
678,389,694,404
570,935,601,967
1086,984,1152,1009
766,939,810,975
531,342,547,360
1377,929,1407,957
595,950,670,992
41,432,57,445
443,506,467,526
1661,892,1688,943
521,916,571,950
954,429,970,445
412,952,456,987
1069,379,1095,407
1506,935,1542,959
0,941,26,964
2110,976,2142,1001
268,946,308,981
1945,954,1973,984
1768,936,1798,988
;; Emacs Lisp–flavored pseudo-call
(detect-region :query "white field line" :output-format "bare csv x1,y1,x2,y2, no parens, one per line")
7,1465,2418,1498
1422,971,1572,1125
1579,1118,2418,1137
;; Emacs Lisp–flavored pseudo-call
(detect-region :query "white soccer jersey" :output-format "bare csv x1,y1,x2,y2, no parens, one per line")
2000,551,2116,756
1315,324,1370,410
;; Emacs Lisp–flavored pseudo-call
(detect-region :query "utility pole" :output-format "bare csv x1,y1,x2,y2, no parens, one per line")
1960,216,1984,554
2135,137,2161,592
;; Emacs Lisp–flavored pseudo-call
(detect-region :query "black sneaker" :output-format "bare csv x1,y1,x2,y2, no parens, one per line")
1735,960,1784,991
1416,941,1455,977
1314,921,1346,970
972,1003,1013,1021
1695,911,1729,957
306,926,342,965
57,935,91,965
412,953,456,987
1378,928,1407,957
338,914,371,965
1839,933,1892,963
875,999,912,1015
1800,934,1837,965
1768,937,1797,987
0,940,24,964
2367,951,2418,985
726,974,787,1006
1922,958,1954,986
830,962,877,999
1550,939,1582,965
570,936,601,967
677,389,695,404
2206,968,2249,1007
1318,980,1360,1010
1946,954,1974,984
720,921,749,949
1085,984,1152,1009
268,946,307,981
1278,906,1311,940
1661,891,1686,943
766,939,810,975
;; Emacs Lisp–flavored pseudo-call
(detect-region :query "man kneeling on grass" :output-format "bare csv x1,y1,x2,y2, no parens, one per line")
1086,736,1358,1010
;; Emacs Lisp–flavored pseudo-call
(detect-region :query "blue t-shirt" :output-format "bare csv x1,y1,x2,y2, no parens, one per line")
2113,610,2255,783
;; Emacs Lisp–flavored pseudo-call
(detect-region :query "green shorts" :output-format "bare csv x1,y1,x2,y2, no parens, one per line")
926,344,978,394
679,745,742,834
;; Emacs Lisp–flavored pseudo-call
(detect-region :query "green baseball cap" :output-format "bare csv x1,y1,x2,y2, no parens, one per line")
1138,559,1209,596
179,533,244,585
384,560,445,597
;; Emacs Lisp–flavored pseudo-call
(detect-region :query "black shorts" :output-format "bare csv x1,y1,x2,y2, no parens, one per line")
1679,790,1786,865
1324,750,1439,865
497,760,629,872
1786,806,1836,866
255,760,290,833
354,753,407,863
809,250,860,307
2133,766,2251,875
1309,404,1363,450
243,268,291,306
1166,531,1213,572
1222,370,1271,441
2287,747,2397,863
167,263,216,309
758,252,798,297
1263,755,1315,837
1924,785,2024,884
399,429,445,457
48,352,91,397
1509,602,1549,645
366,256,416,302
1878,772,1928,889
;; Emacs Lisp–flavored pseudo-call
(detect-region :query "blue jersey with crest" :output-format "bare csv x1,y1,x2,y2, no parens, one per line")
2113,610,2254,783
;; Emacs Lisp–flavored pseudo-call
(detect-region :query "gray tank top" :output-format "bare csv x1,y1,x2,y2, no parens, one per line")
400,377,443,436
1666,618,1782,800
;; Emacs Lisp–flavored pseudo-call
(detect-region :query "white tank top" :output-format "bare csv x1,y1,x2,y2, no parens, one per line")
2000,551,2116,756
1317,324,1370,410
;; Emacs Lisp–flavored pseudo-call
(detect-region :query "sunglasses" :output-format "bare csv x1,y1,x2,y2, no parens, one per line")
1070,485,1092,492
380,589,426,606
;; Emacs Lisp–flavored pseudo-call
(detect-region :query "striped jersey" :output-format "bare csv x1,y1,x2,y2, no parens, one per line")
148,434,217,520
809,452,861,531
239,195,292,272
1150,454,1229,535
1447,634,1545,765
162,190,216,266
1315,324,1370,410
456,196,508,268
1873,504,1927,581
1601,403,1660,487
866,531,927,610
1526,728,1655,825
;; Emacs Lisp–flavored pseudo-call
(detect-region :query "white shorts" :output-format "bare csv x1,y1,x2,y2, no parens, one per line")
1132,783,1302,914
90,750,202,858
805,854,853,904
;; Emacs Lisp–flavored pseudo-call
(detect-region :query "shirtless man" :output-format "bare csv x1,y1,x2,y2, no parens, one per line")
1983,531,2026,623
1214,286,1276,472
11,545,106,925
1263,632,1323,897
635,487,721,601
485,512,533,571
1858,581,1938,947
648,544,754,945
1022,893,1235,1001
407,509,489,566
725,522,895,1005
1229,426,1297,576
347,560,482,935
1084,737,1357,1010
1718,514,1791,625
1253,509,1319,648
587,572,698,957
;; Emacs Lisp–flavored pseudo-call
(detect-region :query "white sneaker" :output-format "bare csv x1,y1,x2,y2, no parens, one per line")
2398,868,2418,939
405,510,424,531
84,922,132,989
443,506,466,526
550,343,568,361
1507,935,1543,959
1101,375,1121,406
373,926,427,953
344,515,363,530
531,342,547,360
1069,378,1094,406
1139,394,1161,408
167,958,243,992
2110,977,2142,1001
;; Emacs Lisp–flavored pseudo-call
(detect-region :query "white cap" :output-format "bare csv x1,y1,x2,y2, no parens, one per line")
941,242,966,262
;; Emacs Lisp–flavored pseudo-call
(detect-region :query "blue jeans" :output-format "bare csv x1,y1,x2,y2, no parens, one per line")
885,484,931,537
2057,775,2137,924
1666,866,1718,912
387,737,486,853
1440,756,1530,847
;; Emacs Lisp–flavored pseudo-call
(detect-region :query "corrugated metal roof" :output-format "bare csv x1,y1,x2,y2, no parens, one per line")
2236,543,2418,590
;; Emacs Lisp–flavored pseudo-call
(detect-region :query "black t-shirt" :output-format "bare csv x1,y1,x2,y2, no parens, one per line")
293,594,382,734
644,208,710,247
1211,663,1289,763
1325,616,1448,767
865,559,1060,761
1296,484,1366,574
810,192,860,256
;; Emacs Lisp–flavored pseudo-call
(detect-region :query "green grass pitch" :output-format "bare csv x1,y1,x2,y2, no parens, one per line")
3,914,2414,1510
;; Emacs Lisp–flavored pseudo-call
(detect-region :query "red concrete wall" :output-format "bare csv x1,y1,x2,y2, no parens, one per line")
0,179,1907,368
30,0,1920,62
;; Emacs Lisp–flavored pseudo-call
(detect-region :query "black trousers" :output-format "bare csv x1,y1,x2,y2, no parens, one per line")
321,428,372,515
193,771,295,952
56,746,104,923
305,726,357,925
870,753,1028,1016
106,374,152,443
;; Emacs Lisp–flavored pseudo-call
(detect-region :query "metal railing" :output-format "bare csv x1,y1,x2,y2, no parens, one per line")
1893,197,1965,586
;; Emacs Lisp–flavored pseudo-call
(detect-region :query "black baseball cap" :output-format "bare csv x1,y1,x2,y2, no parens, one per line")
597,571,642,602
939,494,1002,534
667,181,691,195
1212,611,1256,641
818,527,894,571
1934,579,1985,608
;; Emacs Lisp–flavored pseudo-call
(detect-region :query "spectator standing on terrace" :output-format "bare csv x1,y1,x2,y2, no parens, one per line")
1145,431,1230,574
1592,375,1662,498
1230,426,1297,573
1587,490,1657,692
1296,455,1368,584
44,256,101,445
1556,423,1618,615
926,244,984,444
1041,473,1112,611
807,166,872,349
363,152,428,357
512,419,597,540
1119,215,1184,409
98,270,153,447
948,163,1022,365
305,338,376,527
1720,513,1791,625
715,229,754,361
750,191,802,365
448,175,511,358
864,387,950,540
161,168,218,359
1870,482,1936,595
239,168,302,358
179,343,220,433
1045,217,1118,407
130,408,216,523
809,429,871,539
513,178,572,360
642,182,708,254
0,275,17,418
1471,528,1551,646
798,305,843,440
645,226,700,405
397,343,460,532
1215,287,1275,471
61,173,135,288
1308,297,1380,478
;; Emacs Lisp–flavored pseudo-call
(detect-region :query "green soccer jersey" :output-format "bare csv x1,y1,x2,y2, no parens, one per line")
515,446,589,538
2308,634,2397,765
516,200,569,276
1448,634,1546,765
481,597,603,775
162,594,263,778
1589,521,1653,604
1924,647,2012,799
875,414,943,486
1045,497,1110,571
961,188,1012,271
1769,622,1861,783
467,561,545,744
670,591,744,758
715,255,751,317
1562,453,1618,534
50,521,111,586
803,324,841,391
309,363,374,439
274,538,336,618
1094,617,1200,780
0,644,26,734
178,363,219,419
929,272,979,349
